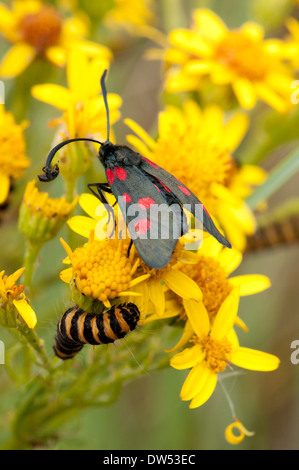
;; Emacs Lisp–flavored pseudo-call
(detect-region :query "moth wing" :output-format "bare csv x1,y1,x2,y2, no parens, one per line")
106,165,182,269
139,157,231,248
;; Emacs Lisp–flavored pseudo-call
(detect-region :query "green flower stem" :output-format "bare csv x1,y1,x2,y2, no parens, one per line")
246,145,299,210
9,326,51,371
23,239,42,294
4,323,180,449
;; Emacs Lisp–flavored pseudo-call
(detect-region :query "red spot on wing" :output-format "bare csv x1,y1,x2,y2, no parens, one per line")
138,197,155,209
203,205,210,217
178,185,191,196
153,184,161,192
135,218,151,235
142,157,159,170
158,179,171,193
122,193,131,203
106,169,115,185
115,167,127,180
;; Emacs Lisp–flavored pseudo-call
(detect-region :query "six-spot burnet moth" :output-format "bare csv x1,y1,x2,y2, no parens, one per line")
38,69,231,269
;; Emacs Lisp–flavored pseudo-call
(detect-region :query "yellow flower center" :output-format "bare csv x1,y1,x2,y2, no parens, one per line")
0,112,29,178
19,6,62,54
71,239,133,303
23,181,76,219
180,255,232,321
215,31,268,80
195,335,232,373
0,275,24,303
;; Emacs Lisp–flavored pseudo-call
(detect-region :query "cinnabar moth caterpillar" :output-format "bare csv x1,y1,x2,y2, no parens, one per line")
246,216,299,253
53,302,140,360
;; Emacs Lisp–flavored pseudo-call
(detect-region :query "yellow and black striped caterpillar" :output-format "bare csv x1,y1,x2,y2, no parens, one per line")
246,215,299,253
53,302,140,360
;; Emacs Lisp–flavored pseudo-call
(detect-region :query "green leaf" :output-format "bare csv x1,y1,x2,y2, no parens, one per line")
246,145,299,210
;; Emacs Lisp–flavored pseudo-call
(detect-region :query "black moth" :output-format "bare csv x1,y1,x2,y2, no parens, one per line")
39,69,231,269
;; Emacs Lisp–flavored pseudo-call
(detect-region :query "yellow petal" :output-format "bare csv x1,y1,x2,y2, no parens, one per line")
230,347,280,371
163,269,202,301
232,78,257,109
59,268,73,284
255,82,288,113
226,327,240,348
180,361,211,401
184,59,214,75
0,43,36,78
229,274,271,296
237,165,266,185
60,238,73,258
234,316,249,333
31,84,72,110
218,247,242,274
13,299,37,329
211,287,240,340
241,22,264,42
170,344,204,370
0,173,10,204
67,216,97,239
189,370,218,408
193,9,227,41
182,298,210,337
79,193,102,218
6,267,25,290
148,278,165,317
165,319,194,353
169,29,212,57
221,201,257,234
124,118,156,150
223,113,249,151
211,182,241,206
45,46,66,67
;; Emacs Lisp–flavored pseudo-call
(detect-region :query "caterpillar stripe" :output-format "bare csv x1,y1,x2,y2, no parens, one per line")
53,302,140,360
246,216,299,253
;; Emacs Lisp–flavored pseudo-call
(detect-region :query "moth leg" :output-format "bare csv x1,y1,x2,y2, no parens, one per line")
87,183,116,238
126,239,133,259
87,183,111,203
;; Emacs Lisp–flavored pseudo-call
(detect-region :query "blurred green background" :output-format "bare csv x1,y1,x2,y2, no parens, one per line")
0,0,298,450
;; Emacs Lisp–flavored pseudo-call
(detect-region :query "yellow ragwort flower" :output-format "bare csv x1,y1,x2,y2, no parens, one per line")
104,0,156,32
18,180,77,243
60,231,150,312
170,288,280,409
0,104,29,205
125,100,266,251
145,235,271,351
66,192,205,317
165,9,294,112
31,48,119,140
0,267,37,328
0,0,107,77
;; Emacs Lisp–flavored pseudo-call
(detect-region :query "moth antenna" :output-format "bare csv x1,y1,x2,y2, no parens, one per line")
100,69,110,142
38,137,103,183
